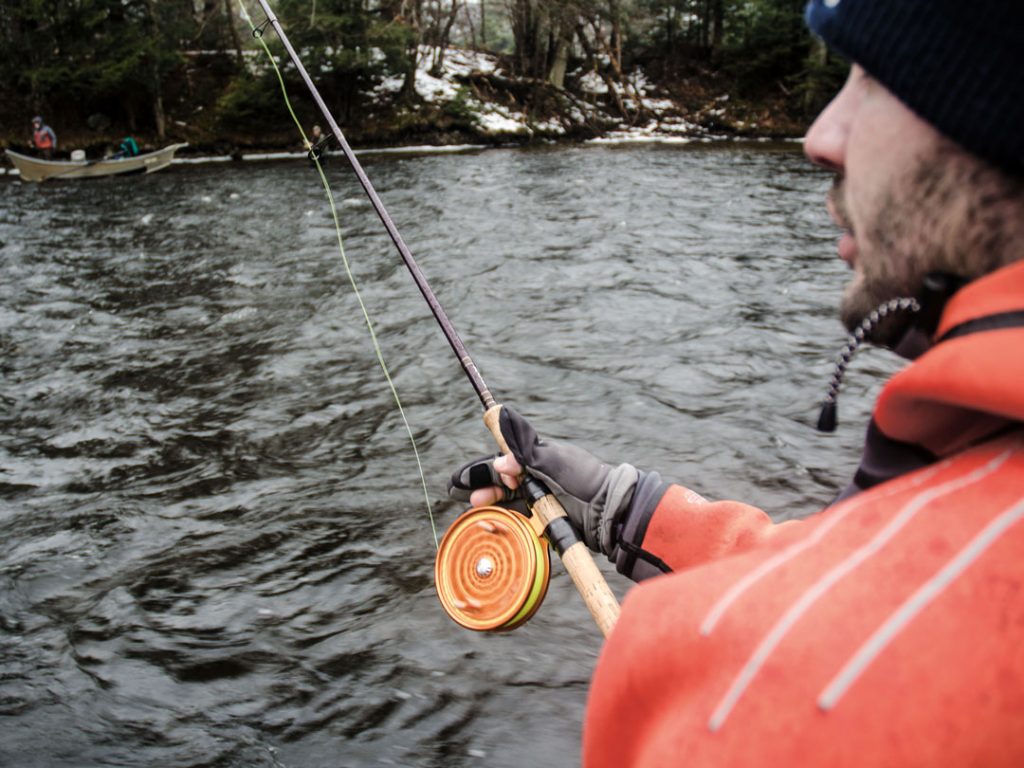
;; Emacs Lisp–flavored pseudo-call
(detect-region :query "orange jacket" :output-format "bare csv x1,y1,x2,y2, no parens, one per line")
584,261,1024,767
33,125,56,150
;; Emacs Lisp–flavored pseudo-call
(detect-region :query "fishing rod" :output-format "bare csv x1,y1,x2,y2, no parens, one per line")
252,0,620,637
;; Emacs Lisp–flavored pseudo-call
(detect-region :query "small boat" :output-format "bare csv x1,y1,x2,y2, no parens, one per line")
4,143,188,183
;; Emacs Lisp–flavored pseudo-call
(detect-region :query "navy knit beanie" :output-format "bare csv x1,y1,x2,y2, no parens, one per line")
805,0,1024,177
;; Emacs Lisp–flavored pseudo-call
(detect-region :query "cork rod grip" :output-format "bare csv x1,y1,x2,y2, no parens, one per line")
483,405,621,637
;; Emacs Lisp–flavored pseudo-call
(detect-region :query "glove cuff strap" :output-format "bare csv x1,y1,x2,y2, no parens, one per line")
611,471,673,581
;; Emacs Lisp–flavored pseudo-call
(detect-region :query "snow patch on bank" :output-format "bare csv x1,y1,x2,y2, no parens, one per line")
368,45,723,142
229,34,762,145
374,46,541,137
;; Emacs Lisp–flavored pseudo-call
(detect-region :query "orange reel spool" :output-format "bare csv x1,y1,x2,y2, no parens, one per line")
435,505,551,632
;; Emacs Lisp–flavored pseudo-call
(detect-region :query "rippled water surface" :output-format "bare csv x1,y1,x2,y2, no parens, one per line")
0,144,901,767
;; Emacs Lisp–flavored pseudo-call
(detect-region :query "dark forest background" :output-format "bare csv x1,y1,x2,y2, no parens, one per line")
0,0,847,154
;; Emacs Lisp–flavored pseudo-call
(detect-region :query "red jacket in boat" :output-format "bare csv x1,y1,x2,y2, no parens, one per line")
32,124,56,150
584,261,1024,767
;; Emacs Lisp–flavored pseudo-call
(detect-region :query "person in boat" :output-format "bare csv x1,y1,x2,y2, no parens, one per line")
112,136,140,159
307,124,329,164
449,0,1024,765
30,115,57,159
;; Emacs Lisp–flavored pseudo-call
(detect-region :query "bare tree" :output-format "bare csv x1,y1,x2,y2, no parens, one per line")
223,0,244,64
429,0,463,75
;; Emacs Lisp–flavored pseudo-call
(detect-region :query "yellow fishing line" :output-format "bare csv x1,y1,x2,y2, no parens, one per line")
239,1,438,548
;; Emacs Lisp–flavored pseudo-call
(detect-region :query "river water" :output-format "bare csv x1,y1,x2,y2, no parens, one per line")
0,143,902,767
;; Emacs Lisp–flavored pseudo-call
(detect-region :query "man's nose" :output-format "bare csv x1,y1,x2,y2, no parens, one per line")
804,98,848,173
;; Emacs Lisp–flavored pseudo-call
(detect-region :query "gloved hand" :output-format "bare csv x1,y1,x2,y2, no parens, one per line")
448,407,640,556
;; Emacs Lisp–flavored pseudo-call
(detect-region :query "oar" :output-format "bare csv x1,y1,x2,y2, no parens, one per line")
252,0,621,637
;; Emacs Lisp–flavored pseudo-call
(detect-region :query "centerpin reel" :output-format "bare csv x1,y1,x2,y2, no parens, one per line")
434,505,551,632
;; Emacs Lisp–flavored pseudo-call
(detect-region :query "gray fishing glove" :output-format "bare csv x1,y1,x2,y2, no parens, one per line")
448,407,640,556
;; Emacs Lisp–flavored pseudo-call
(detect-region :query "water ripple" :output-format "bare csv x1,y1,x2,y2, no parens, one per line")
0,143,892,767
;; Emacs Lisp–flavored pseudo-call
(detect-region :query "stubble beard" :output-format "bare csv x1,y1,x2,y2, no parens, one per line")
835,143,1023,347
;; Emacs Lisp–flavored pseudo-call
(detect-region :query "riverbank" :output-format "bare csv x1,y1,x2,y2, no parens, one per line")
2,46,810,167
0,135,805,180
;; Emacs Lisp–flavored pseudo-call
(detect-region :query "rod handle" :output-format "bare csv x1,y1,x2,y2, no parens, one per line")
483,405,621,637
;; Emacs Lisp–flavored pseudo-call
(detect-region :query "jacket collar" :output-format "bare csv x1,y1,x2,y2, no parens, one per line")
836,261,1024,501
876,260,1024,455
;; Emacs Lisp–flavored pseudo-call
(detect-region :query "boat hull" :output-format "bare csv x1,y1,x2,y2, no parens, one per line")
4,144,188,182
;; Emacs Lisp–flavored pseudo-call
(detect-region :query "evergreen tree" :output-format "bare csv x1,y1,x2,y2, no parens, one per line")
0,0,194,140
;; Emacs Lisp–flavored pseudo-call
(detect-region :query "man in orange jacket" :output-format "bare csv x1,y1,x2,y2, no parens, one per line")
450,0,1024,765
30,115,57,159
